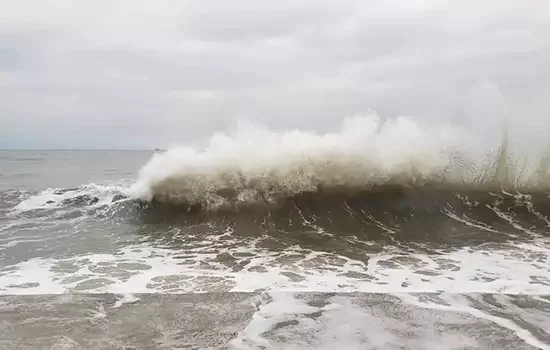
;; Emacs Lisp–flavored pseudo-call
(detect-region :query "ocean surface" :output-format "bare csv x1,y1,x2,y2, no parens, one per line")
1,117,549,349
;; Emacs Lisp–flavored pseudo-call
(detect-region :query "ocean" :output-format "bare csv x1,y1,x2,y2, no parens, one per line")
1,117,549,349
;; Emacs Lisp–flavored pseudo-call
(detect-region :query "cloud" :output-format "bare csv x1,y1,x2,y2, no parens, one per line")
1,0,549,149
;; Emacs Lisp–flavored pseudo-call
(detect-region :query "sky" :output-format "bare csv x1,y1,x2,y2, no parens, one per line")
0,0,549,149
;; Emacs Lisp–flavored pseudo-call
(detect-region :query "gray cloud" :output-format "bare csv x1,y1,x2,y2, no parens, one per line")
1,0,549,149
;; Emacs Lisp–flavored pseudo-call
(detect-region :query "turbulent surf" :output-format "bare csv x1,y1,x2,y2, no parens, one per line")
1,115,550,350
6,115,550,248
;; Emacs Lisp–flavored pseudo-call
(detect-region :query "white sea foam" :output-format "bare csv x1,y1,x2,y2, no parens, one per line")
227,293,484,350
1,237,548,295
228,291,550,350
11,183,128,212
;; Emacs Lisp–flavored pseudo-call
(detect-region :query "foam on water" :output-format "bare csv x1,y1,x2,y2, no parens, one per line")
12,183,129,212
1,233,548,295
227,293,478,350
226,292,550,350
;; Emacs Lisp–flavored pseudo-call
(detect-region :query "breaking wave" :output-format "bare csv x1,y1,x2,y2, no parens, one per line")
126,114,550,211
3,115,550,227
5,114,550,245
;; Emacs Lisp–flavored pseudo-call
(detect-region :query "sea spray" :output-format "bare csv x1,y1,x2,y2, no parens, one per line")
129,114,549,209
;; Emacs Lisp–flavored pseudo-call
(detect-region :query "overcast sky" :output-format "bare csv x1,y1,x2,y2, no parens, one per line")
1,0,549,149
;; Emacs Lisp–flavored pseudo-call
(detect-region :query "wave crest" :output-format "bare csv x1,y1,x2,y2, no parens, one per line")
129,115,473,208
129,114,550,210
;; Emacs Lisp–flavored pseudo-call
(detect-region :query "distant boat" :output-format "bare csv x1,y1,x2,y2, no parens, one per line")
153,148,165,153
